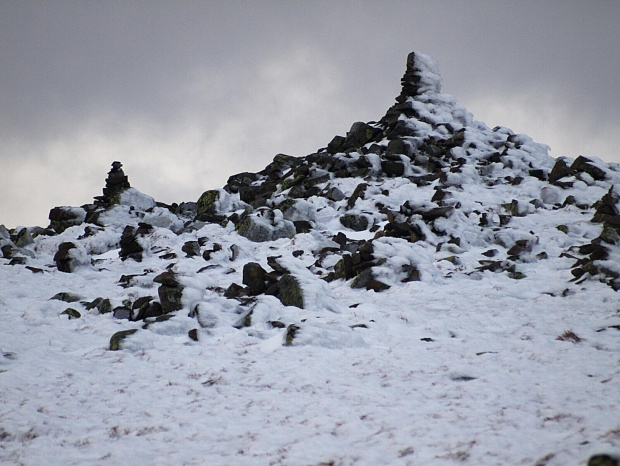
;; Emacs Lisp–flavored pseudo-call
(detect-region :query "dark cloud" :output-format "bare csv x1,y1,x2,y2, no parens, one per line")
1,1,618,227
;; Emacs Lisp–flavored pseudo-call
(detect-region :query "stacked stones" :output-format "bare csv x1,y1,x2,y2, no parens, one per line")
94,161,130,207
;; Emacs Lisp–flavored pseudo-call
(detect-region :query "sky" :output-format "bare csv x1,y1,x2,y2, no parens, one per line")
1,1,619,229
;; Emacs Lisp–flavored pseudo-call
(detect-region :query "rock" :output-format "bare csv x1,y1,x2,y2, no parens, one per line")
588,454,619,466
224,283,248,299
334,254,355,280
51,292,82,303
293,221,312,234
1,244,15,259
154,272,183,313
48,207,87,233
113,306,132,320
278,274,304,308
340,214,369,231
235,210,296,243
326,187,345,202
132,298,163,320
61,308,81,319
571,156,607,181
243,262,267,295
195,190,221,222
386,138,414,158
182,241,201,257
284,324,300,346
109,329,138,351
342,122,379,152
119,226,144,261
401,264,421,282
188,329,199,341
548,158,571,184
327,135,345,154
53,242,76,273
347,183,368,208
95,161,131,207
12,228,33,247
381,159,405,177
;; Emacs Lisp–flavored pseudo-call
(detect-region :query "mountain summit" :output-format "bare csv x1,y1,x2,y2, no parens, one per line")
1,52,619,464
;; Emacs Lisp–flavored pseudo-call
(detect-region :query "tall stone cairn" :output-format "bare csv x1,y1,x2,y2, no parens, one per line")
94,161,130,207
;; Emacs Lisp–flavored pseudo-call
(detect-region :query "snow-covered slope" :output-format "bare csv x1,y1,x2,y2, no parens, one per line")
1,52,620,465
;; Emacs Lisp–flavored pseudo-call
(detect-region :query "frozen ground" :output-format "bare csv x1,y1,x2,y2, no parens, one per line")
1,222,619,465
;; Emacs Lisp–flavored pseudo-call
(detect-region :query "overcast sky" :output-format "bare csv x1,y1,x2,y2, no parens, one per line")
1,1,619,228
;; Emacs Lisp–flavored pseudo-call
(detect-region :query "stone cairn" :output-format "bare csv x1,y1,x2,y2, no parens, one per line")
94,161,130,207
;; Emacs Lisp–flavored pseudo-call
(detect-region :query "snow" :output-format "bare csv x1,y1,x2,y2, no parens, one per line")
2,51,620,465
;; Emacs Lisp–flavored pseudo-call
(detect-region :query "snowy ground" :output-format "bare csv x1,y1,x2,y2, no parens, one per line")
1,221,619,465
2,51,620,465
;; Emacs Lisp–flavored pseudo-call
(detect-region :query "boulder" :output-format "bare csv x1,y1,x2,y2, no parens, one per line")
53,242,77,273
154,272,184,313
235,210,296,243
196,190,221,222
109,329,138,351
242,262,268,295
278,274,304,308
340,214,369,231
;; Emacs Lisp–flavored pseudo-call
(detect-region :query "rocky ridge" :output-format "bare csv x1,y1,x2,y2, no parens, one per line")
1,52,620,347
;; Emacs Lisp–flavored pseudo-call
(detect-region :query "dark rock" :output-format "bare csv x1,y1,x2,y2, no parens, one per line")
26,266,44,273
195,190,221,222
8,257,27,265
119,226,143,262
381,159,405,177
342,122,380,152
188,329,199,342
224,283,248,299
327,135,345,154
51,292,82,303
53,242,76,273
225,172,259,194
182,241,201,257
548,158,572,184
61,308,81,319
1,244,15,259
284,324,300,346
334,254,355,280
340,214,369,231
571,156,607,181
243,262,267,295
347,183,368,209
588,454,619,466
278,274,304,308
154,272,183,313
109,329,138,351
48,207,87,234
386,138,413,158
95,161,131,207
293,221,312,234
507,239,534,257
